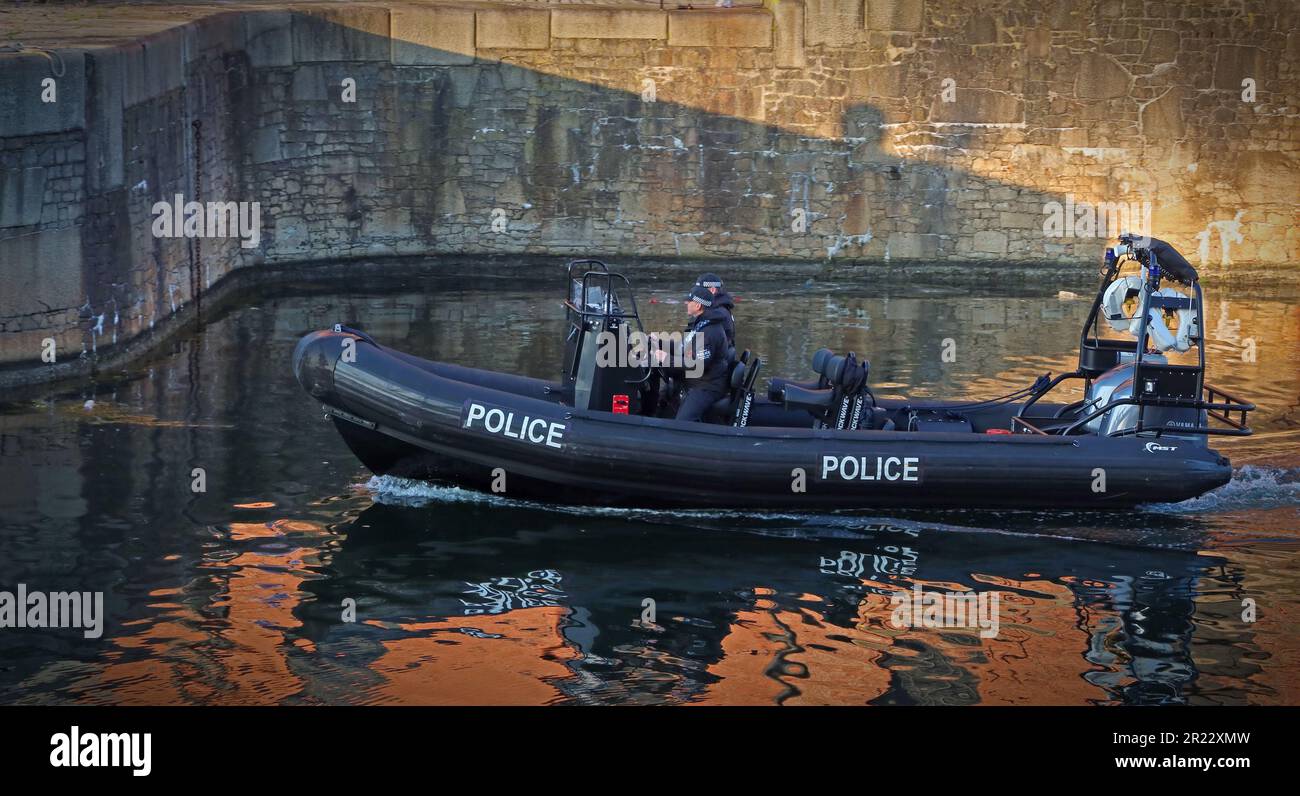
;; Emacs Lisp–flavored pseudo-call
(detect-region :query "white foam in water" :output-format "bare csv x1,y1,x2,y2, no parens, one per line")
363,475,517,508
362,475,1077,541
1146,466,1300,514
364,474,792,520
365,467,1296,542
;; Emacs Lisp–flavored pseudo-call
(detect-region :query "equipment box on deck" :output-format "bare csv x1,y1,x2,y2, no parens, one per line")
907,409,973,433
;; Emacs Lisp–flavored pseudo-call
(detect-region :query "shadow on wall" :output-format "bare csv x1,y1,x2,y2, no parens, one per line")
1,3,1294,377
244,16,1075,267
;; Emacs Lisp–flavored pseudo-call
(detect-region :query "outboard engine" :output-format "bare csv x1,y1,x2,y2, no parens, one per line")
1081,359,1208,442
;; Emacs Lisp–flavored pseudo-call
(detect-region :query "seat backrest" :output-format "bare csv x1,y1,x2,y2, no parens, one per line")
742,356,762,394
832,354,861,429
811,348,833,380
828,352,875,430
731,355,762,427
729,359,749,391
821,354,848,384
704,359,746,424
782,358,849,428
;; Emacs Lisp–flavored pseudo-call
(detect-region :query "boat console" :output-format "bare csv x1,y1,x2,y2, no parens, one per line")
560,259,651,415
560,259,764,427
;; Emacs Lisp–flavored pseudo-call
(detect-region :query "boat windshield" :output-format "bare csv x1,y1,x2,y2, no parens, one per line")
569,277,625,318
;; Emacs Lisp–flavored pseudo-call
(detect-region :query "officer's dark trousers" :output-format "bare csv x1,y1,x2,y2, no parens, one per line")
675,387,726,422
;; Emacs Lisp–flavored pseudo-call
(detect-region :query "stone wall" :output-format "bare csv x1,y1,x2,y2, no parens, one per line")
0,0,1296,380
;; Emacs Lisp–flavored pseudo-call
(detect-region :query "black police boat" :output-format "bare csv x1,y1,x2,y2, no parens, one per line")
293,236,1254,509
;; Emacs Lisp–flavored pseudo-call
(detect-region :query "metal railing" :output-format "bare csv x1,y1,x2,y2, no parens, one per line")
1017,241,1255,438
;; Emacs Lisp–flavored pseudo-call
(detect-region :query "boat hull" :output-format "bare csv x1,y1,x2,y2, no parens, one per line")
294,330,1233,510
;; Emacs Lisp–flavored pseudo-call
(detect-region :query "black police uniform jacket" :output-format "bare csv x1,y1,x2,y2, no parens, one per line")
676,306,732,394
713,290,736,347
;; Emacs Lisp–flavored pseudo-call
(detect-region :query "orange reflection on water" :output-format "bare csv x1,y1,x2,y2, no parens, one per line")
964,576,1105,706
868,576,1103,706
696,596,894,705
1192,544,1300,705
692,606,799,705
202,547,313,704
65,536,321,705
68,614,216,705
360,607,579,705
698,575,1108,705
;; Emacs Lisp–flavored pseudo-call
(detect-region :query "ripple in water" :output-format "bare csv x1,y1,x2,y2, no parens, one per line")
360,473,1248,549
1146,466,1300,514
362,474,510,508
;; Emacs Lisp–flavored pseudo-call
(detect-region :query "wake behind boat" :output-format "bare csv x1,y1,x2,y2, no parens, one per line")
293,235,1254,510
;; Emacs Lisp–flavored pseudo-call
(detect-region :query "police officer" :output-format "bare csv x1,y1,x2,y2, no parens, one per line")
696,272,735,347
654,285,733,422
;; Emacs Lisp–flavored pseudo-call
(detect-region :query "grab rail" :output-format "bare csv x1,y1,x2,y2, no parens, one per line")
1016,371,1087,418
1059,391,1255,437
1203,382,1255,432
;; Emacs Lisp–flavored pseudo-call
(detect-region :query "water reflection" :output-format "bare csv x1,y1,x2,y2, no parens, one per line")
462,570,566,616
0,269,1296,705
278,502,1246,706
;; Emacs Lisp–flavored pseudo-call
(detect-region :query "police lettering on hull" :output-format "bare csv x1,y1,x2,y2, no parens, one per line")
821,455,921,482
462,401,566,449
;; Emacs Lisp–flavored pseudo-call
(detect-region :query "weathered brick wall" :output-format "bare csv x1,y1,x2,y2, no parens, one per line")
0,1,1296,379
1,15,255,376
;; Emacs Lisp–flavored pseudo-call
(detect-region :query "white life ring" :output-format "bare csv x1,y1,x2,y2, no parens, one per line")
1129,287,1197,352
1101,276,1144,331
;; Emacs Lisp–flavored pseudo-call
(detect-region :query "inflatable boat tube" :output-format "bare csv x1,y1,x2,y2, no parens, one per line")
293,329,1232,510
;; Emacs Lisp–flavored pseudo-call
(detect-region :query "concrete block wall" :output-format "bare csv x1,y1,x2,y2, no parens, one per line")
0,0,1296,383
0,48,92,371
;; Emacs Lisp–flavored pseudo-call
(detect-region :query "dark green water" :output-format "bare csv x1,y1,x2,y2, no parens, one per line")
1,268,1297,705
